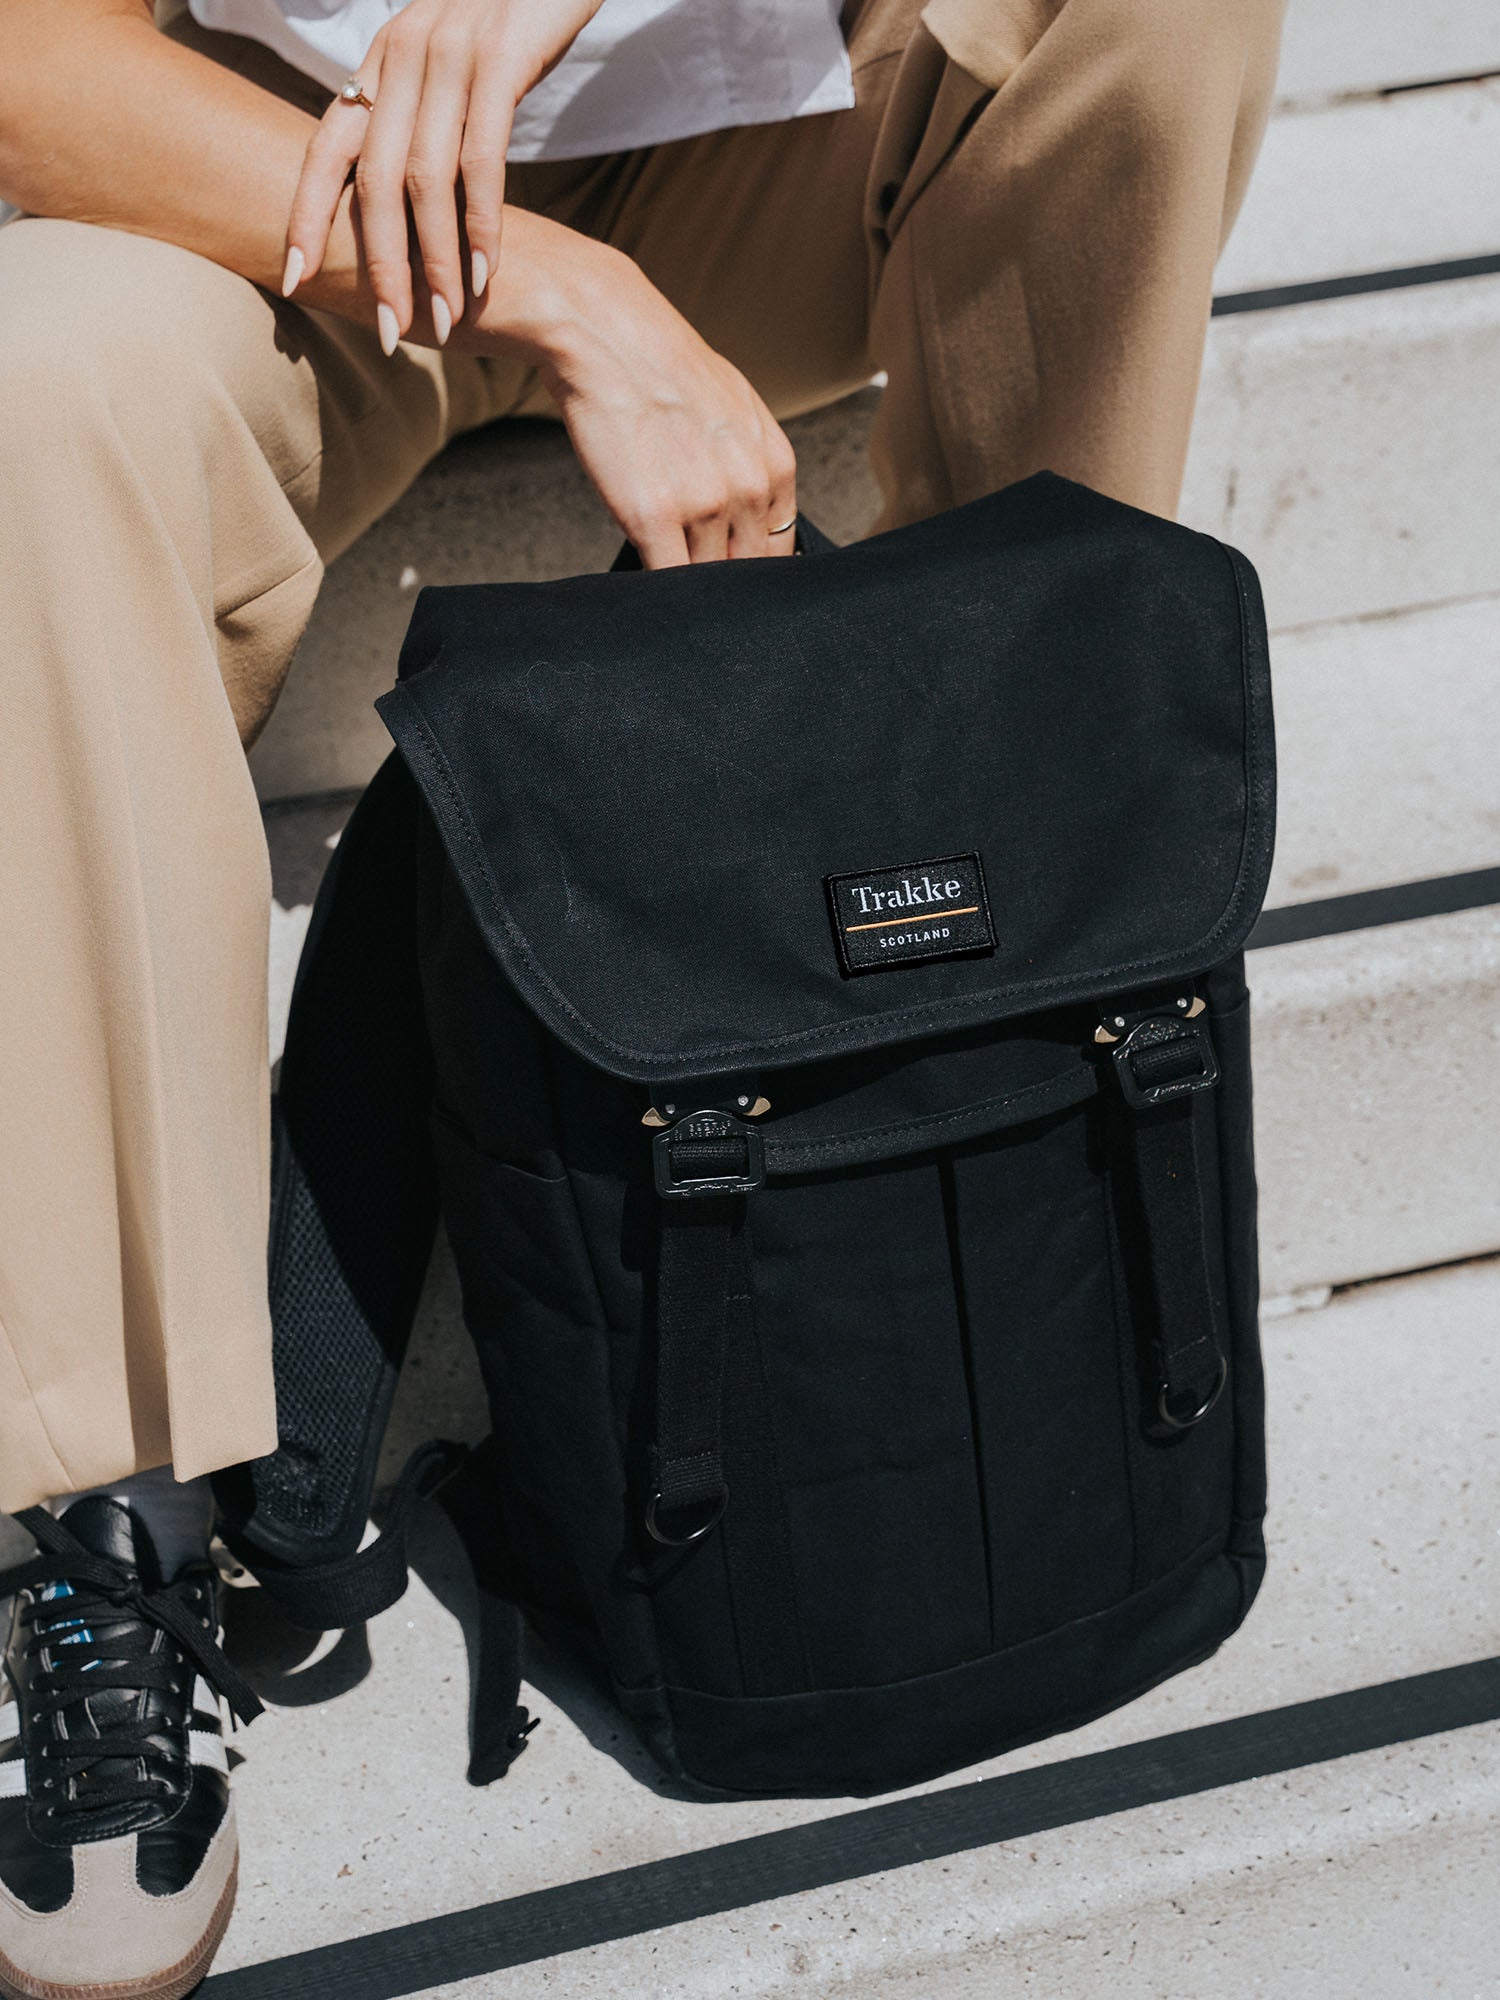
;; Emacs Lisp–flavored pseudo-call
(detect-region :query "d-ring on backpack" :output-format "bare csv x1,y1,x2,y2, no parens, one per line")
221,472,1275,1798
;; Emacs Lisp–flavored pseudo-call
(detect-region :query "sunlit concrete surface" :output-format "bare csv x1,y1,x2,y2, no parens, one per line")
1251,909,1500,1294
413,1732,1500,1997
1264,594,1500,909
1275,0,1500,104
1180,275,1500,632
1219,75,1500,295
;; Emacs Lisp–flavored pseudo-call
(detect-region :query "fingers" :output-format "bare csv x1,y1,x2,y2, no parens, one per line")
404,29,472,340
760,415,799,559
723,450,772,562
555,287,799,572
726,404,797,560
461,48,517,300
284,44,385,296
634,416,797,570
686,505,731,565
353,21,430,346
630,510,693,571
284,15,507,342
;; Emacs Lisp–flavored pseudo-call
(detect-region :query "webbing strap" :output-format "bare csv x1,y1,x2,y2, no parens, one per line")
651,1154,811,1690
651,1195,741,1527
1127,1096,1227,1427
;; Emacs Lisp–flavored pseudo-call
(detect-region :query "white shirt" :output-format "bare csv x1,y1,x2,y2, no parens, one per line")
186,0,855,161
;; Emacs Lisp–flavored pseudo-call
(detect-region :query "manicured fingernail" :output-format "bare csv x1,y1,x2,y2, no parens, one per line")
431,294,452,347
377,302,400,356
280,245,304,297
471,251,489,297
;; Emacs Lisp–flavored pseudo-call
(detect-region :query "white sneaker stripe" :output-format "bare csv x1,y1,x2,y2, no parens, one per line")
189,1729,229,1776
0,1703,17,1746
0,1763,26,1799
193,1676,220,1718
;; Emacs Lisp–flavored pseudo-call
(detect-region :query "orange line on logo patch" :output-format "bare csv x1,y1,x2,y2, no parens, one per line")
845,906,980,933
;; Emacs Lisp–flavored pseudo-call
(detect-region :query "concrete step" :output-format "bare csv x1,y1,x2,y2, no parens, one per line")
1265,591,1500,908
204,1252,1500,1988
1251,906,1500,1294
1216,74,1500,295
1180,273,1500,632
414,1731,1500,1998
1277,0,1500,103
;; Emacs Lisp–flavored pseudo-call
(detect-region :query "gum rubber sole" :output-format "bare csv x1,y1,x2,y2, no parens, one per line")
0,1860,237,2000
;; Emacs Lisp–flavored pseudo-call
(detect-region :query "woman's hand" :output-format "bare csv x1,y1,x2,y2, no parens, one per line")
452,231,798,567
282,0,602,350
542,257,799,567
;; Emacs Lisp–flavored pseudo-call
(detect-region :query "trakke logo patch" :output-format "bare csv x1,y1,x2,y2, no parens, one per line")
825,852,996,975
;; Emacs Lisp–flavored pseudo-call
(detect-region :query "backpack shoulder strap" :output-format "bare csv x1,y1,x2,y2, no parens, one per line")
222,1437,540,1784
219,1439,462,1629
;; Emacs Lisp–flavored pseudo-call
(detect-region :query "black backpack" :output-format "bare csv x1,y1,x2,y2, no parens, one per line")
221,472,1275,1800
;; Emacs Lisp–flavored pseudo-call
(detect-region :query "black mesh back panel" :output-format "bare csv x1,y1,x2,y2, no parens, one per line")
216,756,440,1567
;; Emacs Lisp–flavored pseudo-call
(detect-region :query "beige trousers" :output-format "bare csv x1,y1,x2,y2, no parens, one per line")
0,0,1284,1509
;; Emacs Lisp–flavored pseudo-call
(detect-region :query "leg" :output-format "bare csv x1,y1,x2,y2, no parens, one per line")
0,213,520,1512
864,0,1288,524
541,0,1284,524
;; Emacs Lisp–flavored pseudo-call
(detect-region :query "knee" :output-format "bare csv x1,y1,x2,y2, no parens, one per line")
0,216,268,448
1076,0,1288,230
1070,0,1288,133
0,222,93,431
938,0,1285,119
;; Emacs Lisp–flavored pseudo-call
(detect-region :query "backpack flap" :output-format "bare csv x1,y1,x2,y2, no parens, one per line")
375,472,1273,1089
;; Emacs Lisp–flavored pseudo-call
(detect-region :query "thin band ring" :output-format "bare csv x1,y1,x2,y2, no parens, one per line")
769,517,797,536
339,77,377,110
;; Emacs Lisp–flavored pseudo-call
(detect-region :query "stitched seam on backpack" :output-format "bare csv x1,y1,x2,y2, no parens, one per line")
634,1526,1234,1704
765,1064,1098,1166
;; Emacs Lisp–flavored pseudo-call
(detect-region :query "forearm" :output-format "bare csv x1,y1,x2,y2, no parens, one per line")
0,0,797,566
0,0,607,364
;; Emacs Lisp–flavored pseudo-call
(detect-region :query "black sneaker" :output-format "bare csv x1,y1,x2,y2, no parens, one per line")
0,1498,261,1999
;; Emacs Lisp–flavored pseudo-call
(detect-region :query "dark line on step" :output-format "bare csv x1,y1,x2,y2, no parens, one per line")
1380,69,1500,97
203,1655,1500,2000
1213,251,1500,315
1248,866,1500,948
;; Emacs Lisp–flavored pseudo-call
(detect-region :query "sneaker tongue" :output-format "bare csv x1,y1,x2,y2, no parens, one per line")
53,1496,166,1591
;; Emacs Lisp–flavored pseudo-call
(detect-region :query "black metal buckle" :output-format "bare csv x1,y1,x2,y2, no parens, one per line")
1109,1014,1220,1109
652,1108,766,1199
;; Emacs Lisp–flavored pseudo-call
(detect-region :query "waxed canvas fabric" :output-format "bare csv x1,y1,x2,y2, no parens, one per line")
248,471,1276,1799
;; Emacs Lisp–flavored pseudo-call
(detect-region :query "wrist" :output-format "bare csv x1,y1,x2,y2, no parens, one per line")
460,223,648,381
